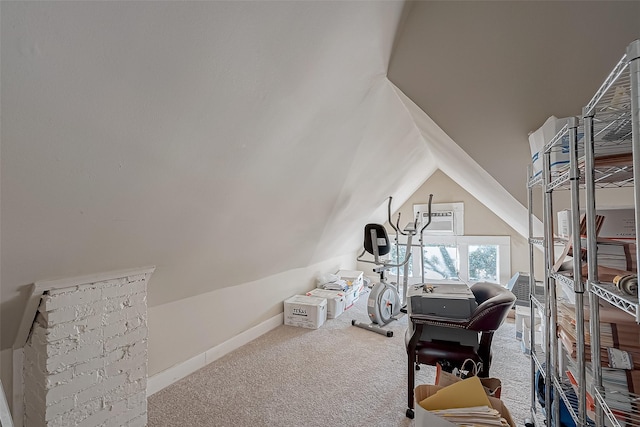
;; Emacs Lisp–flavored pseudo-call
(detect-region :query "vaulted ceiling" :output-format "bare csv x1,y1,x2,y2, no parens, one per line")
1,1,638,350
389,1,640,206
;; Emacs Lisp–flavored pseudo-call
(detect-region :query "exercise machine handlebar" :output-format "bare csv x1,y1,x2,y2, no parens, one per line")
388,196,399,235
419,194,433,235
418,193,434,283
386,196,419,237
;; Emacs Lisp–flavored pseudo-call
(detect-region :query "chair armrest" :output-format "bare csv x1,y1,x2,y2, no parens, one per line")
406,322,424,355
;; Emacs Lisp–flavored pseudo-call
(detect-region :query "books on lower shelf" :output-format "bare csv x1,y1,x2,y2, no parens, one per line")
559,298,640,421
566,360,640,419
558,301,640,370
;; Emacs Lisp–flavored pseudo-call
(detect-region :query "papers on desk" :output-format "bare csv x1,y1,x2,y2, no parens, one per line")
409,283,474,298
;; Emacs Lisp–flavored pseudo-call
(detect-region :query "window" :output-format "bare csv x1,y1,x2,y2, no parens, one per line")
387,234,510,286
468,244,498,282
388,243,413,277
421,243,458,280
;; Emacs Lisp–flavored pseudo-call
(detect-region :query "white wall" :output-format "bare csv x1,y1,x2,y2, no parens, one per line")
1,2,428,355
147,253,355,379
0,255,357,415
357,169,532,282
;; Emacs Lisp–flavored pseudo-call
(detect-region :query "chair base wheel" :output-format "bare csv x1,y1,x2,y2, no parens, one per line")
406,408,414,419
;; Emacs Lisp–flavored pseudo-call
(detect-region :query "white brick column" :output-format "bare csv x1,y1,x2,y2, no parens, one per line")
22,269,153,427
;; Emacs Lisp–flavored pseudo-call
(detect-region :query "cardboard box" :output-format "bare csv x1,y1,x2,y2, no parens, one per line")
336,270,364,289
521,316,543,355
337,270,364,310
529,116,574,179
557,208,635,240
598,208,636,240
343,285,359,310
284,295,327,329
557,209,572,238
414,384,515,427
515,305,542,341
347,280,366,309
306,288,345,319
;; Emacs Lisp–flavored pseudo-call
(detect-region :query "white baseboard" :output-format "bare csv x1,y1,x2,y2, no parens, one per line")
147,313,283,396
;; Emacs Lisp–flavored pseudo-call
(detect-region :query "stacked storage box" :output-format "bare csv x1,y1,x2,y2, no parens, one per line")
283,269,365,329
336,270,364,309
306,288,345,319
284,295,327,329
529,116,574,180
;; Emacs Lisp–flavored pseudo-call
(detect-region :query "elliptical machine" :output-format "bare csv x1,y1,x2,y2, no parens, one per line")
352,196,420,337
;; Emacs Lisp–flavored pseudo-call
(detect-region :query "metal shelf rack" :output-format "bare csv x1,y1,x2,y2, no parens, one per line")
528,115,586,426
527,39,640,427
583,39,640,427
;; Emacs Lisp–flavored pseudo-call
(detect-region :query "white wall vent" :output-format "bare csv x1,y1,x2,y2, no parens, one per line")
413,202,464,235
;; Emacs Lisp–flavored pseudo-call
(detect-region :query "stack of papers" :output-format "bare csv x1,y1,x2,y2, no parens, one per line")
416,377,514,427
558,301,640,370
419,376,492,411
428,406,509,426
318,279,348,291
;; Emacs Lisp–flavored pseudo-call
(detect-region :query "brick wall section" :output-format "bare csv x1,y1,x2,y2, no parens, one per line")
23,273,151,427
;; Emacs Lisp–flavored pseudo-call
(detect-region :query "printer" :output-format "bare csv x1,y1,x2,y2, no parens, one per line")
407,282,479,347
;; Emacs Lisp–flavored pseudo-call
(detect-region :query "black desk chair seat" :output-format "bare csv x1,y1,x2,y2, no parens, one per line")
404,281,516,418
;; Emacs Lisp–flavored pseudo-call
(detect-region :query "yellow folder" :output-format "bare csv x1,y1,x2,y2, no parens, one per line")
419,376,493,411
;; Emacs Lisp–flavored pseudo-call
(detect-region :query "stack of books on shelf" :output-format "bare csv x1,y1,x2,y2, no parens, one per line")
566,361,639,418
558,301,640,370
591,237,633,271
558,300,640,420
552,213,636,278
555,237,634,276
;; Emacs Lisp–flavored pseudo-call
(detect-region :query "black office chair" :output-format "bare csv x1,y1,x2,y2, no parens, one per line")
404,281,516,418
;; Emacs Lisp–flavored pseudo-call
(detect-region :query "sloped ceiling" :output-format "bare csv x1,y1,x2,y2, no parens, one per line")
2,1,639,351
1,1,438,349
389,1,640,207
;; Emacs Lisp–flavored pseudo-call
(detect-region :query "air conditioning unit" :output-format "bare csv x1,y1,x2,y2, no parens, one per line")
414,202,464,235
424,211,455,233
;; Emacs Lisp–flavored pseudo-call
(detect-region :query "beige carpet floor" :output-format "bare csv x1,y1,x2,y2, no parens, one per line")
148,288,531,426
